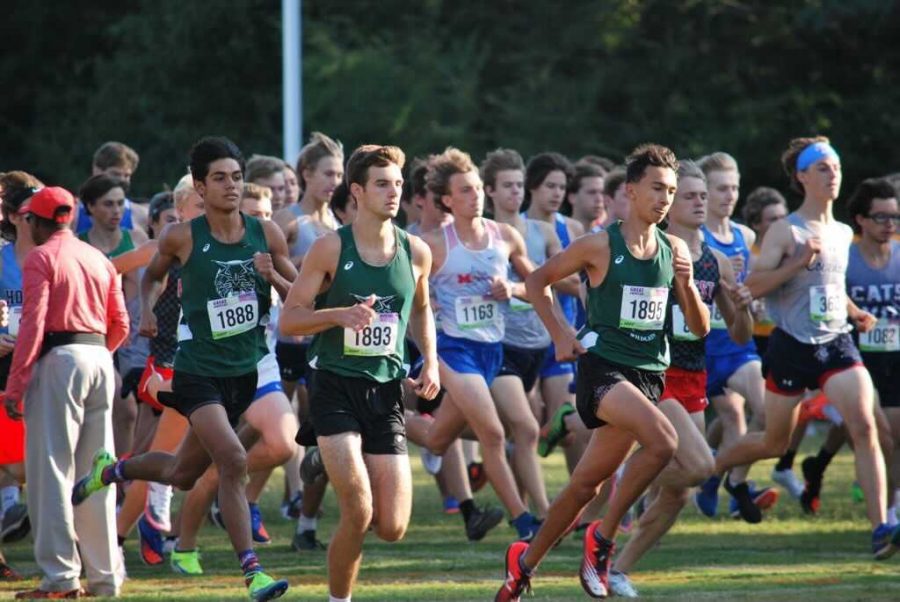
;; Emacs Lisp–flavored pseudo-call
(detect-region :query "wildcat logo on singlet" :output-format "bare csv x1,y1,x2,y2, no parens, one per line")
350,293,397,313
213,259,257,297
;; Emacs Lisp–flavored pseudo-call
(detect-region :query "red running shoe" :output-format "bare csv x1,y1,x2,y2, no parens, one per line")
580,520,615,599
495,541,531,602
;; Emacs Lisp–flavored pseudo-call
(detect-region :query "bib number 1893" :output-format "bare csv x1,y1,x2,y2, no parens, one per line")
344,313,399,356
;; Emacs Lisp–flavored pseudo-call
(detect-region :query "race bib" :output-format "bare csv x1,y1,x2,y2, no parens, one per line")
672,305,699,341
7,306,21,337
859,319,900,353
709,302,726,330
344,313,399,357
620,285,668,330
455,295,501,330
809,284,846,322
509,296,533,313
207,292,259,340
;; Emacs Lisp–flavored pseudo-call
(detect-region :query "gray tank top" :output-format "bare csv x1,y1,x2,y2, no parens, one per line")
767,212,853,344
503,219,551,349
281,206,334,343
846,240,900,353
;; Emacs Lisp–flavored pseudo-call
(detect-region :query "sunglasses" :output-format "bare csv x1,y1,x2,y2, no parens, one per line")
866,213,900,225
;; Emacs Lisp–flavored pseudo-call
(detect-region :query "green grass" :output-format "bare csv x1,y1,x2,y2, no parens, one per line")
2,431,898,600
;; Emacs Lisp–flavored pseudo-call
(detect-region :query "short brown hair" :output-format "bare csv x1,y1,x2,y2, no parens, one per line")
242,182,272,202
577,155,615,174
569,161,606,195
781,136,831,193
624,144,678,184
93,141,139,171
0,171,43,242
427,147,477,212
345,145,405,188
480,148,524,190
603,167,626,198
246,155,285,183
296,132,343,187
742,186,787,228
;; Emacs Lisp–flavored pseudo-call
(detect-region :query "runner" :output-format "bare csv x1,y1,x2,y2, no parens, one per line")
76,141,148,233
496,144,709,600
714,136,900,559
609,160,752,597
246,155,288,212
598,167,629,230
483,148,561,518
72,136,293,600
279,144,439,602
412,147,543,540
567,161,607,234
694,152,777,523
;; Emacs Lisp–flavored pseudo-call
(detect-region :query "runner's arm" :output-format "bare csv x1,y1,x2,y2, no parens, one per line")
505,223,535,301
261,220,298,301
139,223,185,337
407,236,439,399
669,235,710,338
745,219,815,298
713,250,753,345
111,239,158,274
280,234,374,336
537,221,581,297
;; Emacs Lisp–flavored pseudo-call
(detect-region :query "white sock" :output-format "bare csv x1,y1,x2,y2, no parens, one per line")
297,513,317,533
329,596,350,602
887,506,899,527
0,486,19,514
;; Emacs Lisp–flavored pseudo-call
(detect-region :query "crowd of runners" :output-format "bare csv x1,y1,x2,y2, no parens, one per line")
0,133,896,601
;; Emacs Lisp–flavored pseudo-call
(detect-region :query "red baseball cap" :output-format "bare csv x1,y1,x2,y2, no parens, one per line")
19,187,75,223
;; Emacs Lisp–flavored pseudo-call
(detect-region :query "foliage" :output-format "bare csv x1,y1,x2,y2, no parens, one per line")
3,0,900,216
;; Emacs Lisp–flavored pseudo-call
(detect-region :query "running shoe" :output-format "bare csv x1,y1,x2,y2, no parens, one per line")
872,522,900,560
72,449,116,506
538,402,575,457
468,461,488,493
291,529,326,551
0,561,22,581
137,515,165,566
511,512,543,542
443,496,460,515
419,448,443,475
749,483,780,510
0,503,30,543
14,589,85,599
852,481,865,503
465,505,504,542
693,474,721,518
771,467,804,499
246,570,289,601
722,475,762,524
494,540,531,602
608,570,639,598
280,491,303,520
300,447,325,486
580,520,615,599
145,481,173,532
249,503,271,545
170,548,203,575
800,456,824,514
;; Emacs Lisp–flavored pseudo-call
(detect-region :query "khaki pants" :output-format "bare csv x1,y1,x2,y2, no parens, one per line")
24,344,120,596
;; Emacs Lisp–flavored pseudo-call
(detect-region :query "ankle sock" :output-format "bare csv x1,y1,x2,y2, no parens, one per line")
238,549,261,576
297,513,317,533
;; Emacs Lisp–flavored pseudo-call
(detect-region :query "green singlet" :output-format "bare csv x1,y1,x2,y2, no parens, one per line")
579,222,674,372
175,215,271,376
79,228,135,259
308,225,416,383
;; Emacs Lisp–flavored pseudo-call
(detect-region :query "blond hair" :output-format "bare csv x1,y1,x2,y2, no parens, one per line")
697,151,739,176
426,147,477,212
242,182,272,201
173,173,196,210
296,132,343,186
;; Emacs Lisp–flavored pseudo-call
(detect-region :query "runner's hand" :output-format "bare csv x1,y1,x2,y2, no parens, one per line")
672,245,694,286
553,330,586,362
851,310,877,333
0,300,7,329
794,237,821,269
0,335,15,358
489,277,513,301
139,310,158,338
338,295,377,331
253,252,276,284
407,361,440,401
720,279,752,311
4,396,22,421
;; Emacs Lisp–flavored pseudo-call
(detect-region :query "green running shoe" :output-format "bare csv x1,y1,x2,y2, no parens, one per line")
170,548,203,575
538,402,575,457
71,449,116,506
246,570,289,601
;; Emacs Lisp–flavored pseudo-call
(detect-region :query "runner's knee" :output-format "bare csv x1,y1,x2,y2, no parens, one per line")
217,448,248,482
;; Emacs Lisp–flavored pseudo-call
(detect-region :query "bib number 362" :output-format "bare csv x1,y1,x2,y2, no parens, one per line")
809,284,846,322
207,292,258,340
344,313,399,357
620,286,668,330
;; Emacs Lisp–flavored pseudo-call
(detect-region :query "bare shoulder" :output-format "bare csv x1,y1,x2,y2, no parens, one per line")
130,226,150,246
664,232,689,254
534,219,558,240
419,226,445,250
261,218,288,244
734,222,756,247
565,216,585,238
406,232,433,265
273,206,297,231
158,221,192,253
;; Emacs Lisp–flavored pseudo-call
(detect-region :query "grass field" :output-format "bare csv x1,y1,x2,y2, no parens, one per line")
1,430,897,600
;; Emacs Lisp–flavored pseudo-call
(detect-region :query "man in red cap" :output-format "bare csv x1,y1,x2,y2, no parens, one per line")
5,186,129,599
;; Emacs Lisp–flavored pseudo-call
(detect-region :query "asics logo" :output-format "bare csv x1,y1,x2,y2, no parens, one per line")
614,255,624,264
344,260,354,270
202,243,210,252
